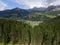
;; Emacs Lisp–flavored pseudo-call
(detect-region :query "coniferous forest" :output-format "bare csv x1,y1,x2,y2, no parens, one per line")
1,0,60,45
0,16,60,45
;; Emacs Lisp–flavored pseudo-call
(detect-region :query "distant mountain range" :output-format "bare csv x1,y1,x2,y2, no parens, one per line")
30,5,60,12
0,8,30,18
0,5,60,21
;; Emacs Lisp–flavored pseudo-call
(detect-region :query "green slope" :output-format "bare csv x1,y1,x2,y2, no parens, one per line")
0,16,60,45
0,19,32,45
24,12,56,21
33,16,60,45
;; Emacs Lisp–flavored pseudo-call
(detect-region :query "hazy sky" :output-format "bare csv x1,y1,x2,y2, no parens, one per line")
0,0,60,10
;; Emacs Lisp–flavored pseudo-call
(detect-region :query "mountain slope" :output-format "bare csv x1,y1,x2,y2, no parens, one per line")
0,5,60,21
24,12,56,21
0,8,30,19
32,16,60,45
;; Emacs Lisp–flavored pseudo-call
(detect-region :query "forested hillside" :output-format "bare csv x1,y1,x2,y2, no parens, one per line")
33,16,60,45
24,12,56,21
0,16,60,45
0,19,32,45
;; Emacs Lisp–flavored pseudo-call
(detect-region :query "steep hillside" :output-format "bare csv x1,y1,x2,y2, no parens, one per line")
0,5,60,21
33,16,60,45
24,12,56,21
0,8,30,19
0,19,32,45
0,16,60,45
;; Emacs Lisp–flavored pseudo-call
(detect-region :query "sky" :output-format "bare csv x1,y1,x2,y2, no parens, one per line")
0,0,60,11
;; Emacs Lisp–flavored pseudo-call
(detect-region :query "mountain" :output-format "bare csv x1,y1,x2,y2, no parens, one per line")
24,12,53,21
26,5,60,21
46,5,60,16
29,7,47,12
44,5,60,12
0,7,30,19
52,5,60,11
46,5,56,11
0,5,60,21
29,5,60,12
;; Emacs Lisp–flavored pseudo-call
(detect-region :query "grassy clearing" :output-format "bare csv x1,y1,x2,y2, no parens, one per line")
0,43,18,45
0,43,3,45
25,21,42,27
35,12,56,18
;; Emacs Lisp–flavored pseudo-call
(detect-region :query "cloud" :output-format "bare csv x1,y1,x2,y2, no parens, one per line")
10,0,47,8
10,0,60,8
9,0,60,8
0,0,8,11
50,0,60,6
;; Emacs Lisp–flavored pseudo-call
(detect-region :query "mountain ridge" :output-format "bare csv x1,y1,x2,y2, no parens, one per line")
0,5,60,21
